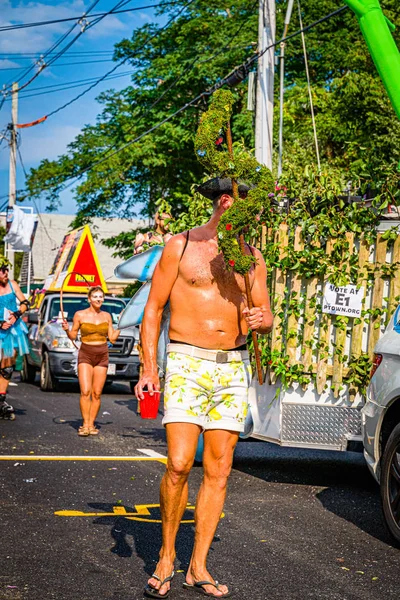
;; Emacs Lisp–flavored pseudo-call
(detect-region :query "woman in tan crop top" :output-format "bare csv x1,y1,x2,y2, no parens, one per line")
62,286,120,436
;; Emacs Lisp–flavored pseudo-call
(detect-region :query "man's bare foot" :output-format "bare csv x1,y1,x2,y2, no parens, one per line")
185,566,229,597
145,559,175,597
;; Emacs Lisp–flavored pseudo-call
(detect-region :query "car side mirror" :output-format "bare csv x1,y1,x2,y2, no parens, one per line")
28,311,39,324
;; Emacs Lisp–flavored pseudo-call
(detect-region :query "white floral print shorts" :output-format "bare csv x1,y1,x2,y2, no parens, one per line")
162,349,252,432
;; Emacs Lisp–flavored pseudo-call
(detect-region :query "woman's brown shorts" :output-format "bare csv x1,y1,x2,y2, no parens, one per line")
78,342,109,368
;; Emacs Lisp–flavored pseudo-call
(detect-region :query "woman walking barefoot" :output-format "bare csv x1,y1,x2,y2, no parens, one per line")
62,287,121,436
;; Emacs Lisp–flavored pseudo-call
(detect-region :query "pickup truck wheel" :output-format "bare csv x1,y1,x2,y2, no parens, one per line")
21,356,37,383
381,422,400,547
40,352,57,392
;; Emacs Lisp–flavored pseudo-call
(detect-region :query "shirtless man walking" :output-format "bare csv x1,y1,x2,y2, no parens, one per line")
135,178,273,598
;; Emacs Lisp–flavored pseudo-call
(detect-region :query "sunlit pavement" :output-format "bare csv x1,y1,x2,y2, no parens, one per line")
0,377,399,600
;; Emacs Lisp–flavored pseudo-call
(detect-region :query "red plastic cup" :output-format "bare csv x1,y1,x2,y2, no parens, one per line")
140,390,161,419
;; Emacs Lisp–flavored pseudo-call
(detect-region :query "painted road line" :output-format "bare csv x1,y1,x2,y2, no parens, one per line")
54,503,202,524
137,449,168,459
0,454,167,462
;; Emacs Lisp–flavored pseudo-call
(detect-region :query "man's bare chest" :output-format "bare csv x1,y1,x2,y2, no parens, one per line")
179,246,251,291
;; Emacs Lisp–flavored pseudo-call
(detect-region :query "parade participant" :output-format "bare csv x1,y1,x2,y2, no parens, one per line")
136,178,273,599
0,260,30,420
62,286,121,436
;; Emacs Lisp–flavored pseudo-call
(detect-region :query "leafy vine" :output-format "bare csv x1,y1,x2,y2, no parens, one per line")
194,89,274,274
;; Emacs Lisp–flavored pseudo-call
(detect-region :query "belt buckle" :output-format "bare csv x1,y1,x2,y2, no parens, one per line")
216,351,228,364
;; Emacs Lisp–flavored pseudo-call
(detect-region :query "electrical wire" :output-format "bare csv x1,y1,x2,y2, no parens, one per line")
0,51,115,57
61,3,257,179
8,0,102,90
3,0,133,97
17,140,58,248
45,0,196,118
0,198,10,213
19,3,348,199
15,71,134,98
297,0,320,170
0,2,180,33
0,59,114,71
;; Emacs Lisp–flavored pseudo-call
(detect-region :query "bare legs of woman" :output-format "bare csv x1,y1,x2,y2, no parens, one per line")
77,363,107,435
146,424,238,597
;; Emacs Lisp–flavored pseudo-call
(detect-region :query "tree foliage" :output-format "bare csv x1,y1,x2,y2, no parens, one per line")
25,0,400,253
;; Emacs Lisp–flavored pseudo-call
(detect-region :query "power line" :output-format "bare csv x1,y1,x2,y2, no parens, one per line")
71,4,257,178
5,0,103,92
45,0,196,119
2,0,133,96
0,59,114,71
14,71,134,97
17,140,58,248
0,51,115,57
23,3,348,200
0,2,180,33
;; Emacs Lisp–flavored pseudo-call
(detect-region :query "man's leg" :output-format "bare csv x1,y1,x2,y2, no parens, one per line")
147,422,200,596
186,429,239,597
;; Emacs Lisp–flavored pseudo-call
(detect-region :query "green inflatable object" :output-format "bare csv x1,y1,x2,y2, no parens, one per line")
344,0,400,119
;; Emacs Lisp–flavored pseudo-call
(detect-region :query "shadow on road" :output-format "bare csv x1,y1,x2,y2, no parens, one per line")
89,502,195,574
233,443,397,547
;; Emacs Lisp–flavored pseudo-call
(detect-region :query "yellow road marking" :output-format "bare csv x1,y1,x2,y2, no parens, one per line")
0,455,167,463
55,504,224,524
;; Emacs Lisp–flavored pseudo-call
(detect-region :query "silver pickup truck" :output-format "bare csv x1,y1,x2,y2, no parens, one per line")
21,293,140,391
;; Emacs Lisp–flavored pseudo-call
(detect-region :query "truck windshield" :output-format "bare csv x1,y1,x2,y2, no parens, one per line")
49,298,126,324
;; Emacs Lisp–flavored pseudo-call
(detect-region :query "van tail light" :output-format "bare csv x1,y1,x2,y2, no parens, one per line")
370,353,383,379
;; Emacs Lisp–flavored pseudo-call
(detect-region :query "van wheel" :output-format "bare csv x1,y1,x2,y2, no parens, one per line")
381,422,400,546
40,352,57,391
21,356,36,383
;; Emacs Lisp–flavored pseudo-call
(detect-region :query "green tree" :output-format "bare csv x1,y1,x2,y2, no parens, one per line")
25,0,400,256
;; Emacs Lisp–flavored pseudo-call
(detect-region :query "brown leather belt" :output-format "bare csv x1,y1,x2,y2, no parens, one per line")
167,343,249,364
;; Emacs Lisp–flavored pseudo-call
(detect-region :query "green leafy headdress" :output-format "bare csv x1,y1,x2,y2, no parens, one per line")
194,89,274,274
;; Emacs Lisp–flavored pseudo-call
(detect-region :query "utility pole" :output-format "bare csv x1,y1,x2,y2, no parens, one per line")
7,82,18,279
255,0,276,170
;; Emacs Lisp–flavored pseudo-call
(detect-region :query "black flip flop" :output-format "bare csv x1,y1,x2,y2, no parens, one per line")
144,571,175,598
182,580,231,598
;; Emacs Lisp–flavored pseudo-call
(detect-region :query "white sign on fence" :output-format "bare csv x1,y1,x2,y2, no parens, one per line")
322,282,364,318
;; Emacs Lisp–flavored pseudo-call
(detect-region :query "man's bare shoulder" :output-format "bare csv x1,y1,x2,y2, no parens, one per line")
161,232,188,259
250,246,267,268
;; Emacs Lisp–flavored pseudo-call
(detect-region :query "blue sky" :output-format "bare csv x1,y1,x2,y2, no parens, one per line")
0,0,160,216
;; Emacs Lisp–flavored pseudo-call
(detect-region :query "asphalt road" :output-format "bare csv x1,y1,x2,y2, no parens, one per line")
0,377,399,600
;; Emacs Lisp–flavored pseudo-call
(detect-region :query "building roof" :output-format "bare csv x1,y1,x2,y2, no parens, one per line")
30,214,147,290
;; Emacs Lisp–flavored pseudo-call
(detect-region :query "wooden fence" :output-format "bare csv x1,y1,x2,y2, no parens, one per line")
259,223,400,398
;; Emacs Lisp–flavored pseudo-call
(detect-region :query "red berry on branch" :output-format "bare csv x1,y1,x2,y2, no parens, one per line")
228,259,235,267
215,136,224,145
226,223,232,231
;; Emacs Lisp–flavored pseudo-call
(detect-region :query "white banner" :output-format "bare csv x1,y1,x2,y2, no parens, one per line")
322,282,364,318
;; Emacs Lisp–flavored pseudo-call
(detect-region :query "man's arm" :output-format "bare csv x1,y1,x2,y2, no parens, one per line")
242,248,273,334
135,234,186,399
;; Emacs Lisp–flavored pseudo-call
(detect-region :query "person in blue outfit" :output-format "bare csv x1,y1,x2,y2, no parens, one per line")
0,259,30,419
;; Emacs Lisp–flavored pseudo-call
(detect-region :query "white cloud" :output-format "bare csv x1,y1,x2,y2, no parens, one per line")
138,12,152,22
0,58,21,69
